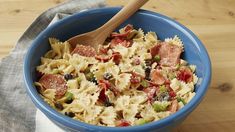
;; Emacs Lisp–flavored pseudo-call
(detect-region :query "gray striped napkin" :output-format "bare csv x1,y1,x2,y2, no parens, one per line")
0,0,105,132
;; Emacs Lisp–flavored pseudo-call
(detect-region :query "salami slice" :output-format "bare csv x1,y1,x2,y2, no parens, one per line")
71,45,96,57
39,74,67,98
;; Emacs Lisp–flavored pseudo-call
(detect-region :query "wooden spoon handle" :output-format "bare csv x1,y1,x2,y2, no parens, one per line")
98,0,149,35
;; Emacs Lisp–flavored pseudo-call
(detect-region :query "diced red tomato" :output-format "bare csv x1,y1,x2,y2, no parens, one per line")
116,120,131,127
112,52,122,65
177,66,193,83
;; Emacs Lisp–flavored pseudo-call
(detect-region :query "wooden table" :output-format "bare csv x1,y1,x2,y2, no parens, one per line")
1,0,235,131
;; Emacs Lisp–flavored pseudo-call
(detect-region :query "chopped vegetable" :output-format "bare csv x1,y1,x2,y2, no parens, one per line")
54,102,63,110
85,72,94,81
140,80,149,88
104,98,114,107
177,97,186,105
76,77,82,84
156,92,170,102
64,74,73,81
159,85,167,93
136,117,154,125
145,59,152,66
65,92,73,102
91,77,98,85
153,101,170,112
65,112,75,117
103,72,113,80
145,66,151,80
136,119,149,125
154,55,161,62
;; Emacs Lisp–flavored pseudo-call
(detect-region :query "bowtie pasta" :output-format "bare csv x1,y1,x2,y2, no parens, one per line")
35,24,198,127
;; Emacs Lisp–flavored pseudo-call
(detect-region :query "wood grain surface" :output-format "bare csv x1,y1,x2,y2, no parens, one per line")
0,0,235,132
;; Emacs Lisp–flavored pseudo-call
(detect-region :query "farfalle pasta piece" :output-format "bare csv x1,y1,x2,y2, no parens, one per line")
145,31,158,44
165,35,183,48
83,106,103,123
91,61,116,80
115,73,131,91
47,38,71,59
69,55,89,72
99,107,116,126
123,104,139,124
78,80,100,95
133,29,144,42
36,58,70,74
115,95,130,111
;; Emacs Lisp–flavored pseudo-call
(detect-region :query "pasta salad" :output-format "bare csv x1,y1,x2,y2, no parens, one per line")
35,24,198,127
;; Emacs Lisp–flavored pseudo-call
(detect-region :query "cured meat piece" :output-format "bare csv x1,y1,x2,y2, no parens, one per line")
39,74,67,98
110,37,132,48
150,42,182,66
150,69,166,85
95,55,112,62
169,100,178,113
112,52,122,65
144,87,157,102
124,24,133,32
71,45,96,57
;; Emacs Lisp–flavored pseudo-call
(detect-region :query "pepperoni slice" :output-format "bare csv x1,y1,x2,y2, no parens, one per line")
39,74,67,98
71,45,96,57
150,42,182,67
177,66,193,83
150,69,166,85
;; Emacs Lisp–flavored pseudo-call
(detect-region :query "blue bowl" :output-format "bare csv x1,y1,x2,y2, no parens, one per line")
23,7,211,132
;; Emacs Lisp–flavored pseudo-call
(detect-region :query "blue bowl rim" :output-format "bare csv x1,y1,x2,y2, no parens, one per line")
23,7,211,131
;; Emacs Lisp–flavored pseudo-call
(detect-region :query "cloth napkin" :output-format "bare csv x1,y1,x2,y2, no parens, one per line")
0,0,105,132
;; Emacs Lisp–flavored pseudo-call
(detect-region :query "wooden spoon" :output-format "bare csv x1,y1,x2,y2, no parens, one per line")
67,0,149,50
